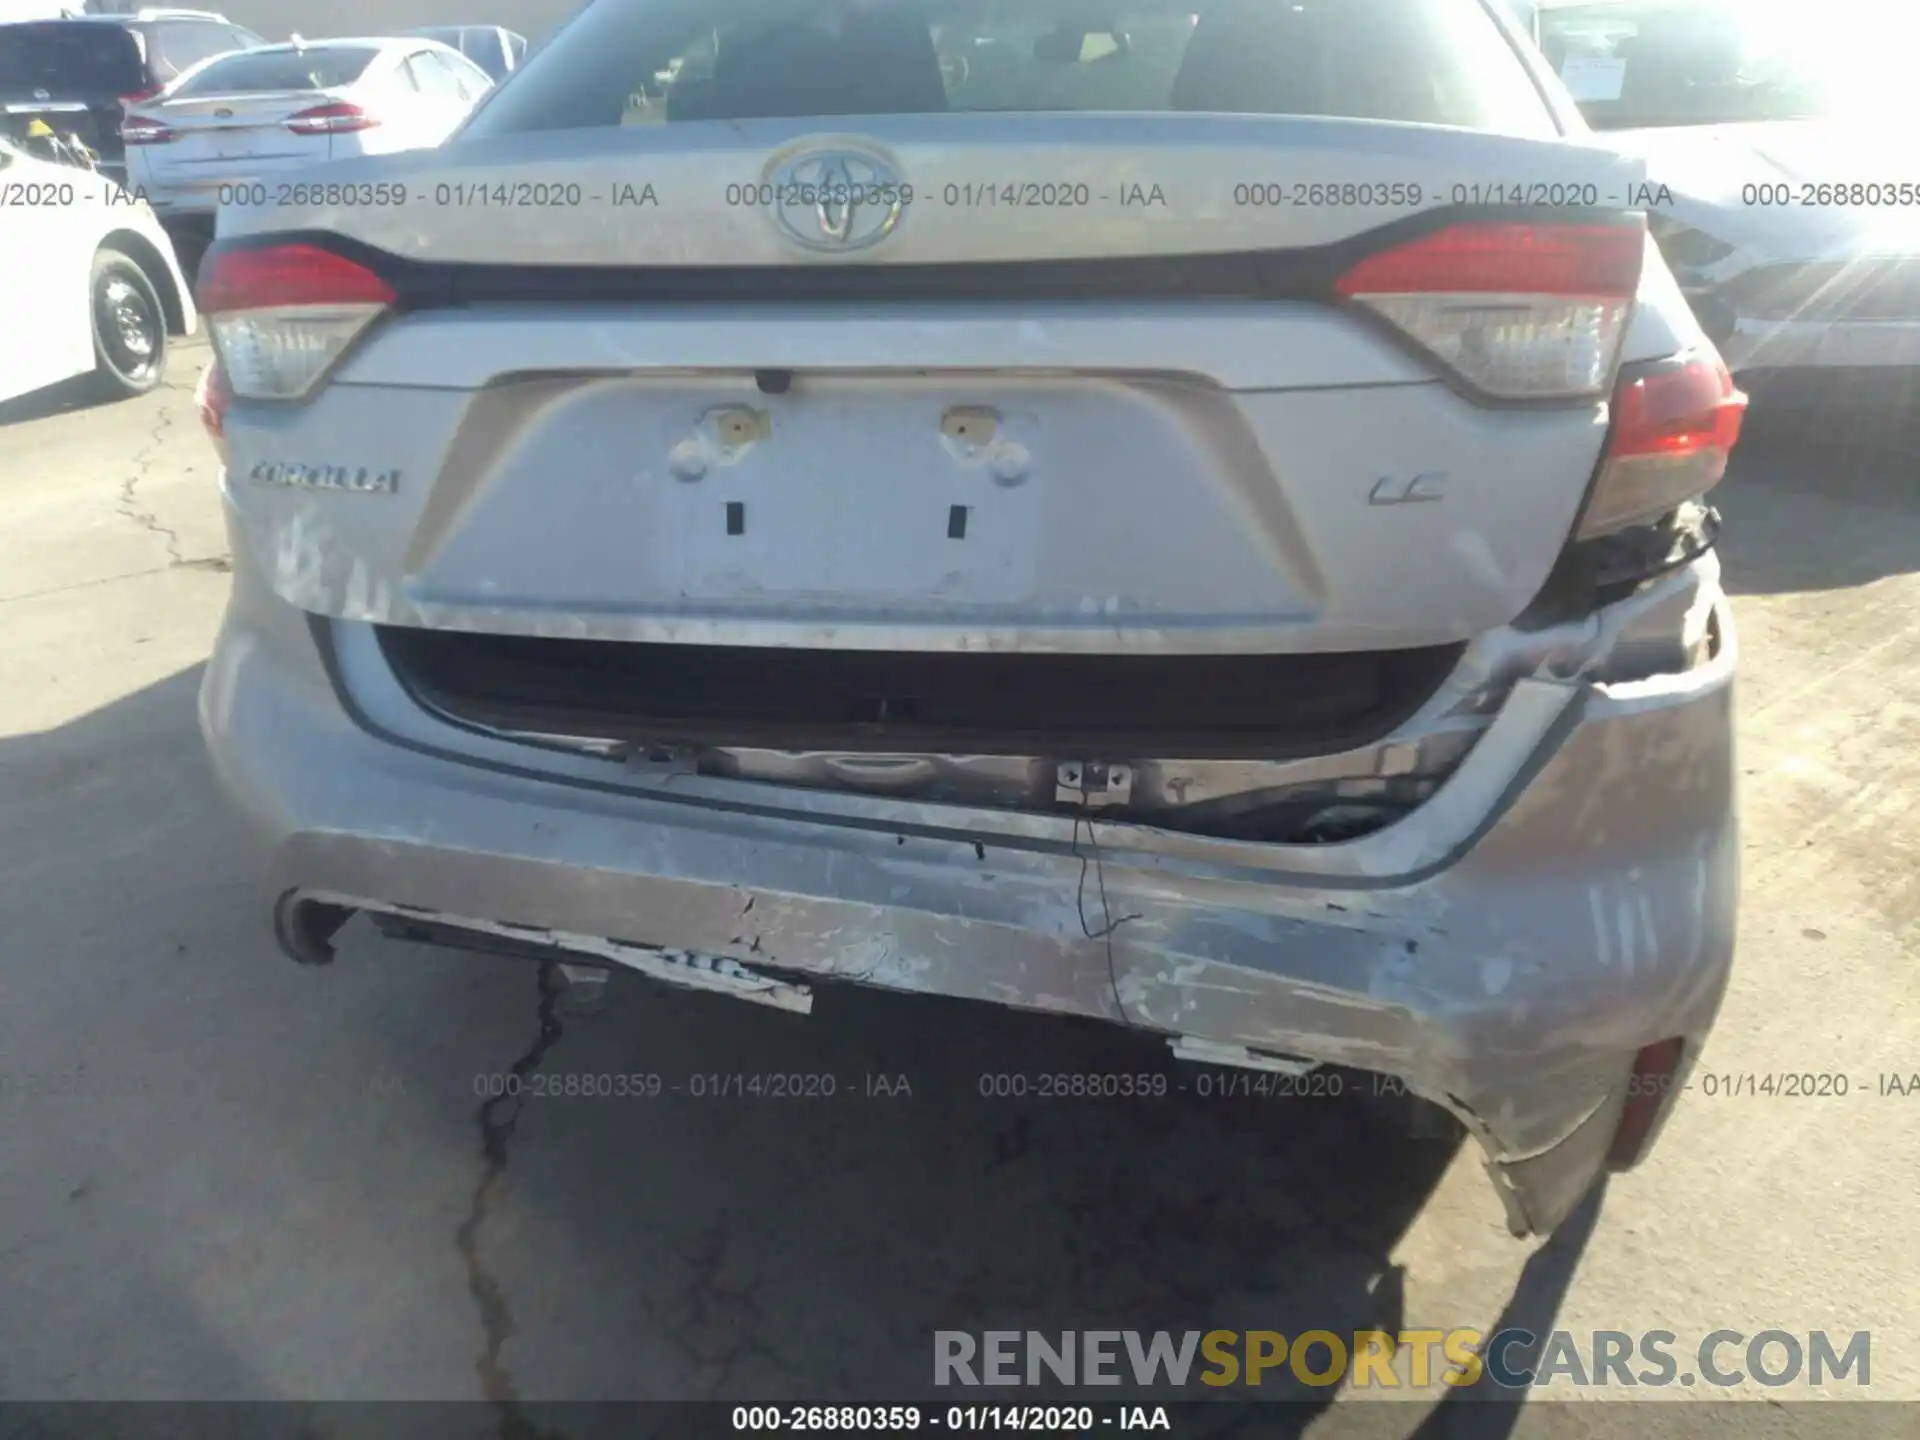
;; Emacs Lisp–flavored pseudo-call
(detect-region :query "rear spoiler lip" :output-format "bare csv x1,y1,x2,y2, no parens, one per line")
200,201,1639,307
199,202,1644,413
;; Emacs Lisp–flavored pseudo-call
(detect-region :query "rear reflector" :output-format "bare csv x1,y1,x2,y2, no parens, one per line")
197,243,396,400
1336,221,1645,401
285,101,378,134
195,359,230,460
1607,1037,1687,1171
1577,352,1747,540
119,114,176,145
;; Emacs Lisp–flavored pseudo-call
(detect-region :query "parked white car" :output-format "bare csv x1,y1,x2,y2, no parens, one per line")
0,134,195,404
122,36,493,230
1525,0,1920,389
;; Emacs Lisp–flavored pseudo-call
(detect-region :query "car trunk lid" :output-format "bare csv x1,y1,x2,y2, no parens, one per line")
206,115,1647,661
219,112,1648,268
135,89,343,177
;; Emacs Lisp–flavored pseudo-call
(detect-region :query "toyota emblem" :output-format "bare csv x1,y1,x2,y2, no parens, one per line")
765,146,907,254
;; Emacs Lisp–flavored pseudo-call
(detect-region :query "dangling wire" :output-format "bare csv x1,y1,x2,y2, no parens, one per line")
1071,812,1143,1026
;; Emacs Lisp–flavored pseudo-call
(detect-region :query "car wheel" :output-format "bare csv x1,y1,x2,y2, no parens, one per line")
88,248,167,401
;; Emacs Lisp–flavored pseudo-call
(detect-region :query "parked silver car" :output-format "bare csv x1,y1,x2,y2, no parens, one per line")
1527,0,1920,394
194,0,1744,1239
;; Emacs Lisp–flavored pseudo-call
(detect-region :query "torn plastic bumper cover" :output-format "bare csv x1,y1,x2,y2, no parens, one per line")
204,557,1738,1240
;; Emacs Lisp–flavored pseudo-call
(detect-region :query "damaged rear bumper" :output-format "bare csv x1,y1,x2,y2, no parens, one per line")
199,552,1738,1239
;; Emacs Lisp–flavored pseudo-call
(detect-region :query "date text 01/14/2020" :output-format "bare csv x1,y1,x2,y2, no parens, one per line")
730,1405,1175,1431
470,1071,914,1099
974,1070,1348,1099
212,180,662,209
971,1069,1920,1101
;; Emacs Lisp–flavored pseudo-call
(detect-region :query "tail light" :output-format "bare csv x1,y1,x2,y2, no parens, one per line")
1606,1037,1686,1171
196,359,231,460
1336,220,1645,400
197,242,396,400
285,101,379,135
120,114,176,145
118,83,164,106
1576,352,1747,539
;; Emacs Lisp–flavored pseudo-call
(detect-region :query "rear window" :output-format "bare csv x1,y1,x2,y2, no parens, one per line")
452,29,509,77
410,26,504,73
171,45,380,97
0,23,145,97
146,20,249,82
1536,0,1916,129
465,0,1556,137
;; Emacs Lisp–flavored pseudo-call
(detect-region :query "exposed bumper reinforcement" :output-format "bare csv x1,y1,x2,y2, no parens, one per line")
336,896,816,1014
202,548,1739,1238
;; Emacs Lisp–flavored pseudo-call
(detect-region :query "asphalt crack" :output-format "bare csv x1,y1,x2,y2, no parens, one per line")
112,394,231,573
455,961,570,1440
671,1221,789,1397
116,401,186,567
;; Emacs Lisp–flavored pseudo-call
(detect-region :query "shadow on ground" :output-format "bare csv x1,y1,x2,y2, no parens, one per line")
0,662,1597,1434
0,373,106,429
1709,396,1920,597
0,331,209,431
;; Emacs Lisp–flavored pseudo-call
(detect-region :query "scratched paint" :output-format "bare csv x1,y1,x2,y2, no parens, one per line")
231,514,1733,1242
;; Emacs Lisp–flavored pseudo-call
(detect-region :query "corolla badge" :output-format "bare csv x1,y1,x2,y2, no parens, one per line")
766,147,907,253
250,460,399,494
